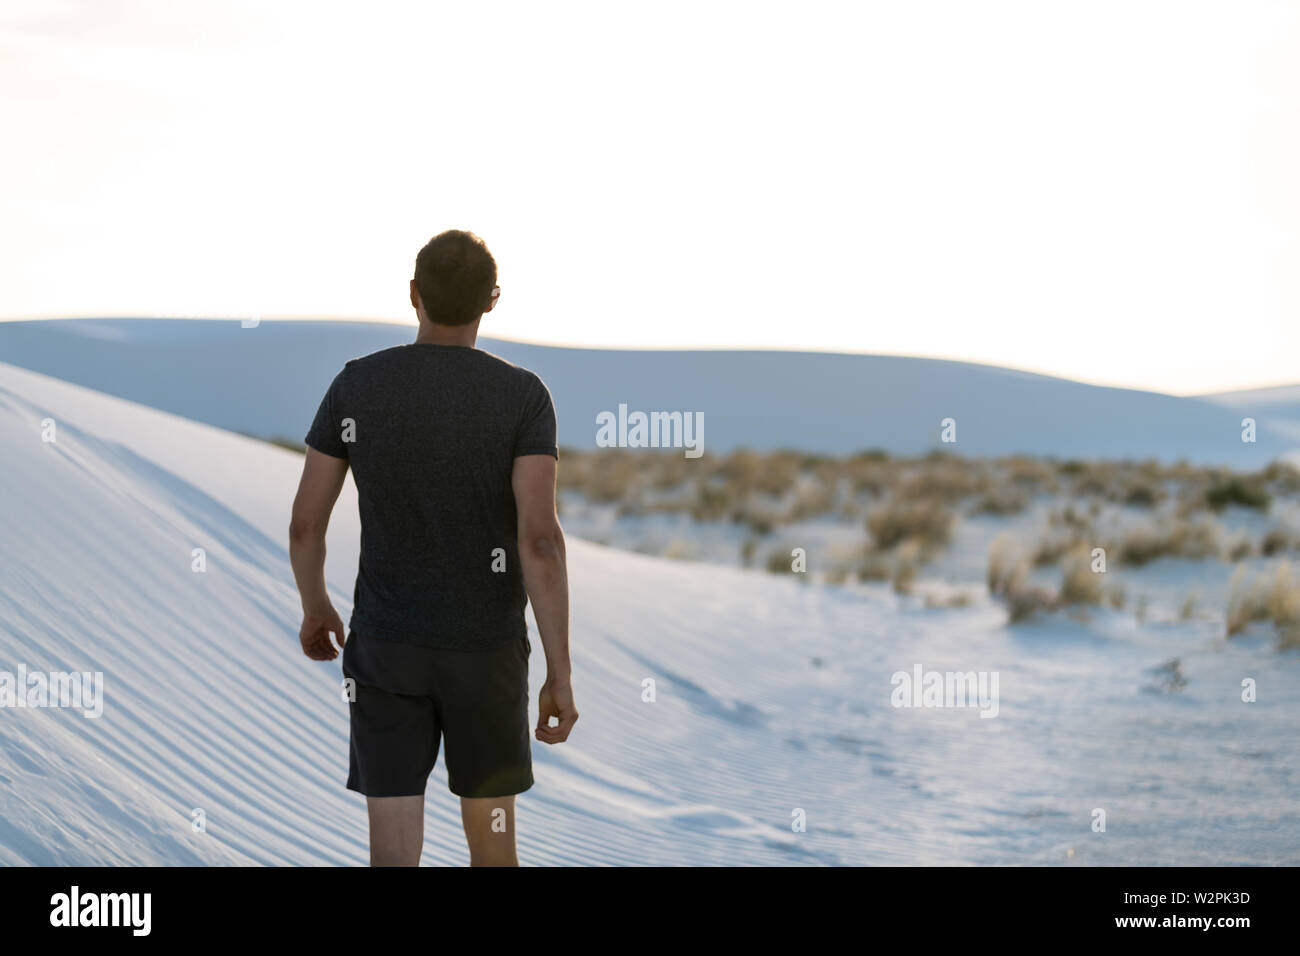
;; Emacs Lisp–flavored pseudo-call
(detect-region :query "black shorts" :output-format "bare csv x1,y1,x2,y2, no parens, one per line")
342,630,534,799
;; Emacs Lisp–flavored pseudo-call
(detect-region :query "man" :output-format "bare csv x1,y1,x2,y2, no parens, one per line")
289,229,577,867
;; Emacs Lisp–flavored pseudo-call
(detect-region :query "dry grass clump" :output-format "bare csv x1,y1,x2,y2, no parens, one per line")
719,448,801,497
923,590,975,609
691,482,733,522
973,486,1030,516
1262,461,1300,496
1058,546,1114,606
1120,479,1163,508
848,539,924,592
1048,505,1094,532
896,462,987,504
787,482,836,522
1225,561,1300,647
1032,528,1086,567
1067,460,1118,498
1114,517,1220,566
1205,476,1271,512
558,447,656,502
1001,456,1058,492
855,553,891,582
648,454,692,490
891,539,922,594
989,536,1118,622
987,534,1030,596
1261,527,1300,556
866,497,954,552
846,455,891,496
764,547,801,575
987,535,1055,621
1223,534,1254,563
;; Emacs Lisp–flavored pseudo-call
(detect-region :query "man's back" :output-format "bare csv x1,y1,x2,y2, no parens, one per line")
304,342,558,649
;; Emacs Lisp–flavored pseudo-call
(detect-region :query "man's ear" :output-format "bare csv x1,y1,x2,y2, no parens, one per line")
484,286,500,314
409,279,421,312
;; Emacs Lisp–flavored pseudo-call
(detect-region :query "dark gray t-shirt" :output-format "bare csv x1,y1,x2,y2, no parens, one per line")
304,343,558,650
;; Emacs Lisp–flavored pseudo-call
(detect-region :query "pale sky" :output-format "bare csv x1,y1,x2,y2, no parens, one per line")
1,0,1296,395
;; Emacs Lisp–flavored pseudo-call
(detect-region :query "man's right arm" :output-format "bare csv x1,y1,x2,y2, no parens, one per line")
513,453,577,744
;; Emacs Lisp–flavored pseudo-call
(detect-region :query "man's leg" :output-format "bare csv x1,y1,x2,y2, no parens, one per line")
460,796,518,866
367,795,424,866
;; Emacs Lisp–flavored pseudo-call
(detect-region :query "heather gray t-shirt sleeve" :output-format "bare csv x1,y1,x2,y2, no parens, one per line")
304,370,350,459
514,373,558,459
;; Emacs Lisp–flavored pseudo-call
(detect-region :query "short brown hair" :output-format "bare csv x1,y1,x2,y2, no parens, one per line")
413,230,498,326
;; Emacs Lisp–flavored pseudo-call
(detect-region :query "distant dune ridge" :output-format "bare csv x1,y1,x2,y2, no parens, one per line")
0,317,1294,465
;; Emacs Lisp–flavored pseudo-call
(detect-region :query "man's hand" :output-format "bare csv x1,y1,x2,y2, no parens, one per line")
536,680,578,744
299,605,347,661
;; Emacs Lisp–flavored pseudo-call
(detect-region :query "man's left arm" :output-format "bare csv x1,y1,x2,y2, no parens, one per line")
289,447,350,660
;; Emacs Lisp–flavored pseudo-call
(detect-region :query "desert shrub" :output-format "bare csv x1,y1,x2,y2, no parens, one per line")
1005,582,1057,622
1225,534,1254,562
649,453,692,490
1049,505,1093,533
754,451,804,496
987,534,1030,597
1033,531,1083,567
1069,461,1116,498
1262,461,1300,495
691,483,733,521
1206,477,1270,512
1116,518,1220,566
892,540,922,595
923,590,974,609
1002,456,1057,490
986,534,1075,622
850,449,891,463
866,497,954,551
580,453,645,503
897,460,986,503
1123,481,1162,508
765,549,799,574
824,566,850,585
849,467,889,497
1262,528,1298,556
1115,526,1166,566
787,482,835,522
856,554,891,582
1225,561,1300,647
1059,547,1106,605
973,487,1029,516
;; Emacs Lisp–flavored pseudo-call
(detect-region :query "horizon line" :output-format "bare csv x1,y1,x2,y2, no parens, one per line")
2,314,1296,399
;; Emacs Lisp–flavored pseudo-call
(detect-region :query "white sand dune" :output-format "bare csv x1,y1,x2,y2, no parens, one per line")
1,361,1298,866
1201,383,1300,457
